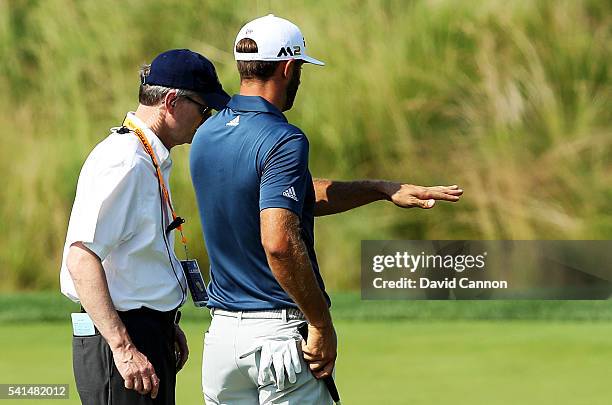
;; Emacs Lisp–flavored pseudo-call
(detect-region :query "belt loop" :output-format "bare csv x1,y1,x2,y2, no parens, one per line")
282,309,288,323
237,311,243,321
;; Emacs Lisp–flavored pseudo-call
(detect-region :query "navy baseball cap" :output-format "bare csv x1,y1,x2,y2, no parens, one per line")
144,49,230,110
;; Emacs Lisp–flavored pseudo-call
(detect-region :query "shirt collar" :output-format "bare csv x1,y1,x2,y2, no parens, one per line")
124,112,171,166
227,95,287,121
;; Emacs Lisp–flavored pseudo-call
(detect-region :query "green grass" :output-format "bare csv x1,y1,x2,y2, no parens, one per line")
0,0,610,291
3,293,611,403
1,320,611,404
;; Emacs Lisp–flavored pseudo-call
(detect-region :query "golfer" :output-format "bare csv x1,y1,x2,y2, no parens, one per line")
60,49,229,404
190,14,463,404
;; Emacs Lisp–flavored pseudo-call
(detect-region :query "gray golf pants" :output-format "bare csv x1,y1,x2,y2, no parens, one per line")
202,308,333,404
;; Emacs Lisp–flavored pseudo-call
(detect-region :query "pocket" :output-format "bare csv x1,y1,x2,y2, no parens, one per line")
203,330,222,347
204,317,227,346
72,334,109,392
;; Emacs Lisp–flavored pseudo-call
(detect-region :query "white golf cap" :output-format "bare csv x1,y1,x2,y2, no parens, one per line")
234,14,325,66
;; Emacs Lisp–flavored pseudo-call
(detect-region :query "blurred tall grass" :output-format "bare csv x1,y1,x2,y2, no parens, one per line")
0,0,609,291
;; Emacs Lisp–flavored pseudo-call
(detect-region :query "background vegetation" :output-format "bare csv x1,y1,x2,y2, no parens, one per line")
1,3,610,403
0,0,610,291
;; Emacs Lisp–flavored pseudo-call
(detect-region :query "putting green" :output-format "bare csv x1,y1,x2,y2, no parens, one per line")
0,321,610,404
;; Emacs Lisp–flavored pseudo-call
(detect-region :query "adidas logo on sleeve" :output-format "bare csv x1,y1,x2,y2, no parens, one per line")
282,187,299,202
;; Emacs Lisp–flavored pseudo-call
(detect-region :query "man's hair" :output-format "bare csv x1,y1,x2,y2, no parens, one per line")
235,38,279,81
138,64,199,106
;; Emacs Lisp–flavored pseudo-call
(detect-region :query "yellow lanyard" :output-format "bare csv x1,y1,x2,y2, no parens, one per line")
122,116,189,250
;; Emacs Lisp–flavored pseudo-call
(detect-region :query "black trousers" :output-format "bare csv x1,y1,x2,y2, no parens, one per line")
72,308,177,405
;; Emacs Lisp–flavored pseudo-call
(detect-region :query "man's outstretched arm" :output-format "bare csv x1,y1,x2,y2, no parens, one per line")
313,179,463,216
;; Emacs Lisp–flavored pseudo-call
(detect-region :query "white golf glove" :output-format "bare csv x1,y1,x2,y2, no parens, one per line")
241,337,302,391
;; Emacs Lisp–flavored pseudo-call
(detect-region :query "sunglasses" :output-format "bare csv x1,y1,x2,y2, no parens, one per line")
181,95,211,116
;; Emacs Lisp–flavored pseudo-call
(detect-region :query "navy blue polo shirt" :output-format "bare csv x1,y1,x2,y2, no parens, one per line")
190,95,330,310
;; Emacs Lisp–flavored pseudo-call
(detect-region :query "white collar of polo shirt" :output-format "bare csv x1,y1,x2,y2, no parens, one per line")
125,112,171,166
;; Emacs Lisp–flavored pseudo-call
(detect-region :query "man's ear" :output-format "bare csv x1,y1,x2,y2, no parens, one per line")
164,90,179,113
280,60,295,82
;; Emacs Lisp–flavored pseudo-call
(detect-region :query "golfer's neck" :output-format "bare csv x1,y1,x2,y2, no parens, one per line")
239,81,286,111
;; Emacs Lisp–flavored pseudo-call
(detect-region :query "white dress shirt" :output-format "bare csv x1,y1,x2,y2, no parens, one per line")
60,113,187,311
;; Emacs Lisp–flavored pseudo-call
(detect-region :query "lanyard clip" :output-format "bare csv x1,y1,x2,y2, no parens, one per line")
167,216,185,233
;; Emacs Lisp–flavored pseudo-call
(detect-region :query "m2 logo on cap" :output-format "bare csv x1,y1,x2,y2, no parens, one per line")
277,46,302,57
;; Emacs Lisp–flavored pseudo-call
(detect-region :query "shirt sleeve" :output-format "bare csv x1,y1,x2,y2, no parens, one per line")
66,154,146,261
259,133,310,215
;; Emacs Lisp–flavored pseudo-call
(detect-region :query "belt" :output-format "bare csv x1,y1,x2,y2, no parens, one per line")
80,306,178,325
212,307,306,321
119,306,178,324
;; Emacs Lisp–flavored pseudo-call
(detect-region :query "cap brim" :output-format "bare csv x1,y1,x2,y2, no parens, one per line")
300,55,325,66
200,90,231,110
